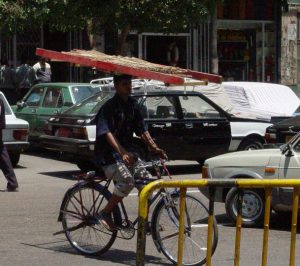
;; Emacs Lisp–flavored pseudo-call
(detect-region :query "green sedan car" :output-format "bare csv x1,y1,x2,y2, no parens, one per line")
12,83,100,142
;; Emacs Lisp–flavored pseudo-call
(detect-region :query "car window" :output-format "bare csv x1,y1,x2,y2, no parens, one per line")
42,88,63,108
139,96,177,119
178,95,221,119
26,87,44,107
63,92,112,115
71,85,100,103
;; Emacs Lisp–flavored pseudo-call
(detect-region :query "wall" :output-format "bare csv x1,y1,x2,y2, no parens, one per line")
281,12,298,85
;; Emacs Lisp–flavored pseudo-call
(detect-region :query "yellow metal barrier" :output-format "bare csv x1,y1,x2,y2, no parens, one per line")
136,179,300,266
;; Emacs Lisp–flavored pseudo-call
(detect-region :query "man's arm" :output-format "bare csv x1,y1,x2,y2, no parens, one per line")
140,131,166,158
105,132,135,165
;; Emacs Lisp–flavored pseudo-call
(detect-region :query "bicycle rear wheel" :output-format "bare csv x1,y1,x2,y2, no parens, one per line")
151,194,218,266
61,183,119,255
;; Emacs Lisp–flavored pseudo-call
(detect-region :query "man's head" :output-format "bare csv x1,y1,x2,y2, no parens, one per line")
113,74,132,99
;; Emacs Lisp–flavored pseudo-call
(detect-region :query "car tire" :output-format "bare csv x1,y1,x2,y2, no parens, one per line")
238,139,264,151
225,187,265,227
76,160,96,172
9,152,20,167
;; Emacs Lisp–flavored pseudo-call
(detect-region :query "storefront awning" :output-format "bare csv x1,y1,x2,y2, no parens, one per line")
36,48,222,85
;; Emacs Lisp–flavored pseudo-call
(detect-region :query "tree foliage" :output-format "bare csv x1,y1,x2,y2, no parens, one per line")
0,0,220,34
0,0,221,53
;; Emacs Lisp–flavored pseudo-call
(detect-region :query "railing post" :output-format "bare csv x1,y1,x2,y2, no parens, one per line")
234,189,244,266
136,184,152,266
289,187,299,266
206,186,216,266
262,188,272,266
177,187,187,266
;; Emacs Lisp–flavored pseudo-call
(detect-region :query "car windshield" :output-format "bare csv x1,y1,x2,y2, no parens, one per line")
71,85,101,103
63,91,113,115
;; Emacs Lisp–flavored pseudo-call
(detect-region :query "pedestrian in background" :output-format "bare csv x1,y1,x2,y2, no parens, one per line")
0,59,17,104
16,57,35,100
33,56,52,84
0,98,19,191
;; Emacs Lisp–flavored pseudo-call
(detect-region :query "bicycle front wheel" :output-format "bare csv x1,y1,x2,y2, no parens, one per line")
61,183,118,256
151,194,218,266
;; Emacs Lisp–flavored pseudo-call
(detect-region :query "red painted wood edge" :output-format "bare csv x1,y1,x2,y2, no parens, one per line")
36,48,185,84
185,70,222,84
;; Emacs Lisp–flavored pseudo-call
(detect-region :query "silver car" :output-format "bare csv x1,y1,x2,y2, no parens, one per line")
201,132,300,227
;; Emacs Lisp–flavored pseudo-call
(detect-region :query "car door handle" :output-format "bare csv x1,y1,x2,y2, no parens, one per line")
185,123,193,129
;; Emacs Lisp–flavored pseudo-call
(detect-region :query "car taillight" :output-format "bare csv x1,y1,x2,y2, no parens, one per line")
202,165,209,179
13,129,28,141
72,127,88,139
265,132,277,143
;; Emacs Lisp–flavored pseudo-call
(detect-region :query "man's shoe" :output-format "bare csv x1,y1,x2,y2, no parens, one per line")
98,211,116,232
6,186,19,192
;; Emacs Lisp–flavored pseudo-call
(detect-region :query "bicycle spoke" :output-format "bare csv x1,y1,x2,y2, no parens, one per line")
61,186,118,255
153,194,218,266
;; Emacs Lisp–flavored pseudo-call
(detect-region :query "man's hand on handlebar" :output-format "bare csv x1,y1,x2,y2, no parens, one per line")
150,147,168,160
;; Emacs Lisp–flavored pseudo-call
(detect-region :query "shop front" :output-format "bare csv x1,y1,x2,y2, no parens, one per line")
216,0,279,82
122,32,191,69
217,20,277,82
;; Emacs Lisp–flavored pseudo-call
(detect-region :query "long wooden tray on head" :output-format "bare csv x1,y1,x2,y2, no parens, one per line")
36,48,222,85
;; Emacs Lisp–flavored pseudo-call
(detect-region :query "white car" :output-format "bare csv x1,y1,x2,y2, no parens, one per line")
0,92,29,166
201,132,300,227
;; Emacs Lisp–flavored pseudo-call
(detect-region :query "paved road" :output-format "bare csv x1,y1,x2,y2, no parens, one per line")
0,151,299,266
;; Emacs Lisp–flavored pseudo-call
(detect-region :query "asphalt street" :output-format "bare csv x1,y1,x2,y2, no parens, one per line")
0,150,299,266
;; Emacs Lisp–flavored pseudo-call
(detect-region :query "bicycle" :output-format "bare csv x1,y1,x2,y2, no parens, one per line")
54,158,218,265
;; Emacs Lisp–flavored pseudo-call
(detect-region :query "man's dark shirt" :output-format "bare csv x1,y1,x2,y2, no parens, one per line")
95,93,147,166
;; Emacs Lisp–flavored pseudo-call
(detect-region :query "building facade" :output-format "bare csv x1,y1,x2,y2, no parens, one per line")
0,0,298,92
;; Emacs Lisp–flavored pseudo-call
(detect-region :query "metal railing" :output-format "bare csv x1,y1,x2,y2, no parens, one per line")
136,179,300,266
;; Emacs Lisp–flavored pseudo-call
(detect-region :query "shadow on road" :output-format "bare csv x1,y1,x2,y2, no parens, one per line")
39,170,81,181
21,238,170,265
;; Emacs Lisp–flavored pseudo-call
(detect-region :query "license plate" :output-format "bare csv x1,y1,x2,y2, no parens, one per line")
55,127,71,138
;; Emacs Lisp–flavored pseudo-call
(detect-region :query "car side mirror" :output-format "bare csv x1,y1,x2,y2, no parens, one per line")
17,101,27,109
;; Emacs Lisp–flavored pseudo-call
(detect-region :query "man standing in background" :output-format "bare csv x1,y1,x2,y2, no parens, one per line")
33,56,52,83
16,57,35,100
0,59,16,104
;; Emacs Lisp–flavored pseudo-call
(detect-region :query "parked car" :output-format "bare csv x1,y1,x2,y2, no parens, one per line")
40,85,272,171
11,83,101,142
201,132,300,227
265,116,300,146
0,92,29,166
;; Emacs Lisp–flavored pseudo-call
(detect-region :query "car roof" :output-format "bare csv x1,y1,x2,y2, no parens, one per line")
34,82,95,87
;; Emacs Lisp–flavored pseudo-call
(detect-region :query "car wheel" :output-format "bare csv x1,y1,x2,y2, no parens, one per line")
225,187,265,227
76,160,96,172
9,152,20,167
238,139,264,151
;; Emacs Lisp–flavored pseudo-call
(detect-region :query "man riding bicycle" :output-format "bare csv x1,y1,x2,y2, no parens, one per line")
95,74,166,231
